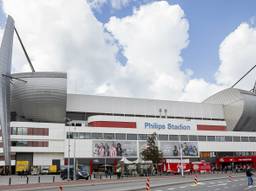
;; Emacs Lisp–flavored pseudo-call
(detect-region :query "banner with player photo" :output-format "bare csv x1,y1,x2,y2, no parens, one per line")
160,142,199,157
92,141,137,158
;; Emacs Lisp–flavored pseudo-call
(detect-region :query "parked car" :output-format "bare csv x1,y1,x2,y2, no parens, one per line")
40,166,49,175
60,166,89,180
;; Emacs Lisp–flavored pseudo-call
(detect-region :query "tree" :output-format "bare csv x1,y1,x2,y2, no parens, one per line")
141,132,163,164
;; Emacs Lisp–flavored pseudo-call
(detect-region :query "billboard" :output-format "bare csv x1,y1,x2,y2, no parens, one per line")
160,142,198,157
92,141,137,158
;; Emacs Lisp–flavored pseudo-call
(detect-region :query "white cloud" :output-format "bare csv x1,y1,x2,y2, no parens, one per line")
180,79,225,102
104,1,190,100
110,0,131,10
87,0,132,11
4,0,119,94
216,23,256,90
87,0,107,11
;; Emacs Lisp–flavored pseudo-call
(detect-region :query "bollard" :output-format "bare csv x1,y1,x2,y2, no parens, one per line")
110,174,111,179
26,176,29,184
53,176,55,183
145,176,150,191
100,174,102,179
227,175,233,182
38,176,40,183
9,177,11,185
89,175,91,180
194,175,198,185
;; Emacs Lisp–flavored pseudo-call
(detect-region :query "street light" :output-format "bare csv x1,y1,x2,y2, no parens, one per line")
65,117,71,181
73,126,77,180
179,144,184,177
68,125,71,180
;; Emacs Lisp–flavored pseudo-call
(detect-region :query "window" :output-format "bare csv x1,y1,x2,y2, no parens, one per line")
73,132,79,139
241,137,249,142
84,133,92,139
233,136,240,142
79,133,86,139
67,132,73,139
249,137,256,142
169,135,179,141
12,127,17,135
198,136,206,141
16,127,27,135
127,134,137,140
225,136,232,142
207,136,215,142
104,133,114,139
216,136,225,142
189,135,198,141
159,134,168,141
138,134,148,140
180,135,188,141
115,133,126,140
12,141,28,146
92,133,103,139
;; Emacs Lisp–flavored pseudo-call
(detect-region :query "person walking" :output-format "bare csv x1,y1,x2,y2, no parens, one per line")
246,165,254,188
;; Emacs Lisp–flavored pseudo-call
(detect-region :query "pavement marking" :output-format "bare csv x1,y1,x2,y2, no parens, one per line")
208,185,217,188
214,188,220,191
167,188,175,190
178,185,187,189
207,183,227,188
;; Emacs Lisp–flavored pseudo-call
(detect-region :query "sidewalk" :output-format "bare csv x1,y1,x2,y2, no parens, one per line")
0,173,244,191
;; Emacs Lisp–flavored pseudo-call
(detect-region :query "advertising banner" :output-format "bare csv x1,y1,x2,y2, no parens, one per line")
160,142,199,157
92,141,137,158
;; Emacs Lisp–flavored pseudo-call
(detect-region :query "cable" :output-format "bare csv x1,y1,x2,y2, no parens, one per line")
231,64,256,88
14,27,35,72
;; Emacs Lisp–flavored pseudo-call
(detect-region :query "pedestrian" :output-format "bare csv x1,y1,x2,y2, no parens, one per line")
246,165,254,188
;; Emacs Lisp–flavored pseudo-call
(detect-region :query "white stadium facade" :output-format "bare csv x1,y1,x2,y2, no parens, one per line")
1,16,256,174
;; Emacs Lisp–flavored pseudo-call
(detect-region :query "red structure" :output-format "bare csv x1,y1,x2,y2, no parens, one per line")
216,156,256,169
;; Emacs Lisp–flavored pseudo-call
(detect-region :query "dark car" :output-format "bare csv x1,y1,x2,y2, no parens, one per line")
60,166,90,180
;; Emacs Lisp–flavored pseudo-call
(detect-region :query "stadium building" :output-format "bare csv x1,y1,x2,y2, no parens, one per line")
1,16,256,174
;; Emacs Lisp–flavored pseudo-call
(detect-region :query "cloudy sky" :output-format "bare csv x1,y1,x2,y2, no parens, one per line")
1,0,256,102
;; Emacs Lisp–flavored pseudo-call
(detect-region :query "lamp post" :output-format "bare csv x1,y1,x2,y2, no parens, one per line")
180,144,184,177
68,125,71,180
73,126,77,180
65,117,71,181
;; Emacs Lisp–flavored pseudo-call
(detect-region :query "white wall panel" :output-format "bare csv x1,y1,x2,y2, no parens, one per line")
33,153,64,166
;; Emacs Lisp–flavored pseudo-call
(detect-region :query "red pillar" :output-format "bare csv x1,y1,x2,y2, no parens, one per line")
90,159,93,175
114,159,117,174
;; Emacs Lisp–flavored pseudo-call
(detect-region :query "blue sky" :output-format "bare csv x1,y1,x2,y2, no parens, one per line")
90,0,256,83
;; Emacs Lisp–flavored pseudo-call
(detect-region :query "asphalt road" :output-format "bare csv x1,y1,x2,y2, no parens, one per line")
34,176,251,191
138,177,254,191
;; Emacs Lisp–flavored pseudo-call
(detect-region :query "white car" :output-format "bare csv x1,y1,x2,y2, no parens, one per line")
40,167,49,175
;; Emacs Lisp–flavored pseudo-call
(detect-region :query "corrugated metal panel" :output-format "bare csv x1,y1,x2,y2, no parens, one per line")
11,72,67,123
67,94,224,119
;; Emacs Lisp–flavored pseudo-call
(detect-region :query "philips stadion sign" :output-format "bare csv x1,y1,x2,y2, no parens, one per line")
144,122,193,131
